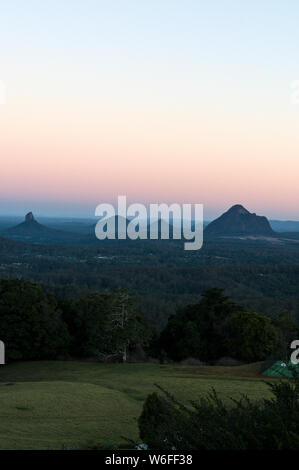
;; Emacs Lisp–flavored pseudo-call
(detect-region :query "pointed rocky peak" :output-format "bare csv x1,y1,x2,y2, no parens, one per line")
227,204,250,215
4,212,56,239
25,212,35,222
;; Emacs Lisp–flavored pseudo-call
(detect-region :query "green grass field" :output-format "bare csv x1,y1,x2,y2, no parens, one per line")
0,361,272,450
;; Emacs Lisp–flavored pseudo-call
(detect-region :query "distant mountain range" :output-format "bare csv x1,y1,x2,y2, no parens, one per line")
204,204,275,237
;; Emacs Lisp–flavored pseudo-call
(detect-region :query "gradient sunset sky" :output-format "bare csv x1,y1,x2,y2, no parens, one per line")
1,0,299,219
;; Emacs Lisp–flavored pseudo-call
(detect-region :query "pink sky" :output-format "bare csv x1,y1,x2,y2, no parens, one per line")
1,95,299,220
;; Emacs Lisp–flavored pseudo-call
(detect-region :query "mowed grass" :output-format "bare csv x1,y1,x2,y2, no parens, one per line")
0,361,272,450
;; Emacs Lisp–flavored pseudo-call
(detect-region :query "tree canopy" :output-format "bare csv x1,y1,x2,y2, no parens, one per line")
0,278,69,361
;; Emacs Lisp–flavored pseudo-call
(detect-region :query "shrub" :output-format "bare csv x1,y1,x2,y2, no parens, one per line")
138,369,299,450
214,356,245,366
180,358,207,366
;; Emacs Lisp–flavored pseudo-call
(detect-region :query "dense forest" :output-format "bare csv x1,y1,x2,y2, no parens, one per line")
1,233,299,329
0,279,297,364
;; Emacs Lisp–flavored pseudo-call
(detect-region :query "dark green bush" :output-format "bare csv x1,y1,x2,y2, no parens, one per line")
138,370,299,450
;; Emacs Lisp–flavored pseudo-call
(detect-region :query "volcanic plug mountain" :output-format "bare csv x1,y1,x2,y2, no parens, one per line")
3,212,81,244
5,212,50,235
204,205,275,237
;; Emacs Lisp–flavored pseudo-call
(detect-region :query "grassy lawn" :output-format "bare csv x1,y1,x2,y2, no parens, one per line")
0,361,272,450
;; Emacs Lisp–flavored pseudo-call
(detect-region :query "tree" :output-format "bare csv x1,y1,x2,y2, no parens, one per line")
101,289,149,362
226,311,277,362
0,278,69,361
60,293,112,358
159,289,241,361
60,290,149,361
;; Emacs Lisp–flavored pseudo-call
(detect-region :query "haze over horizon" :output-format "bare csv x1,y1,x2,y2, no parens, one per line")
1,203,299,223
1,1,299,220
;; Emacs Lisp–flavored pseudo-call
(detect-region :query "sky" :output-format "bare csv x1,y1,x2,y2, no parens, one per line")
0,0,299,220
